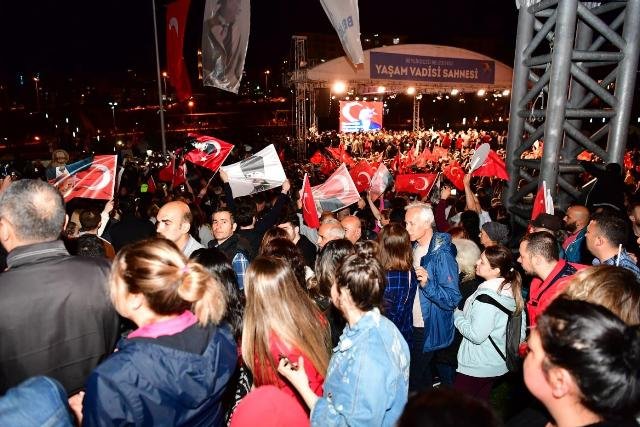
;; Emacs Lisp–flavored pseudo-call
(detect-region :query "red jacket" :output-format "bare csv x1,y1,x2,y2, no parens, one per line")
527,259,587,327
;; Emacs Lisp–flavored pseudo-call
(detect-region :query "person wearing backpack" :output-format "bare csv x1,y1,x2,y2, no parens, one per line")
452,245,526,401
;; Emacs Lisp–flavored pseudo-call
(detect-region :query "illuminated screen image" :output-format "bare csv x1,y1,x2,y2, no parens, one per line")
339,101,383,133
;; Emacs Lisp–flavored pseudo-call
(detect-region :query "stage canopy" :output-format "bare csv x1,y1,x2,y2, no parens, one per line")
306,44,513,95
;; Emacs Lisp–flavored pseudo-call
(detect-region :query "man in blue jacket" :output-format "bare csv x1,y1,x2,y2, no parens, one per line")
405,202,461,392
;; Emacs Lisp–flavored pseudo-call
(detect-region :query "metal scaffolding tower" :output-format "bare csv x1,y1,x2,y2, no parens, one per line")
504,0,640,227
413,95,422,132
291,36,308,160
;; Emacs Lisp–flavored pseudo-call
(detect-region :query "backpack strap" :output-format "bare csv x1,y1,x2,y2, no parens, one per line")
474,293,511,361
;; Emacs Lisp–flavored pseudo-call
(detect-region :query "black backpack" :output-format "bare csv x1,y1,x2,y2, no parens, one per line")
475,293,523,372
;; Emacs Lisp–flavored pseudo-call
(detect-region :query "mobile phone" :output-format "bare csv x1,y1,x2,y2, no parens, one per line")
451,189,457,195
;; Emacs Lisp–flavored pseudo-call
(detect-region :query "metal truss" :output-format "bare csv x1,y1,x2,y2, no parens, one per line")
504,0,640,226
413,95,422,132
292,36,308,160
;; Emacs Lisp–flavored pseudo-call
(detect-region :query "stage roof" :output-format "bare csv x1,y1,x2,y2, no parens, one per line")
306,44,513,95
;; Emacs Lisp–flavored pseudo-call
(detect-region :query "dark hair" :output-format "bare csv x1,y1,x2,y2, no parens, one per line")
521,231,559,262
483,245,524,314
190,247,244,340
377,223,413,271
188,203,207,243
259,227,290,254
259,237,307,291
460,210,481,247
397,388,501,427
234,197,257,227
537,297,640,420
335,252,386,311
314,239,355,297
213,208,235,224
590,212,629,247
76,234,106,258
354,240,378,258
0,179,66,241
79,209,101,232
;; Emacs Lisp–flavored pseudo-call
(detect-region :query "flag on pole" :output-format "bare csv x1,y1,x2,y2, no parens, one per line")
158,154,186,187
531,180,554,221
312,164,360,212
443,161,465,190
51,155,117,202
318,0,365,66
369,163,394,201
166,0,192,101
184,133,234,172
301,174,320,229
310,151,335,175
147,175,157,193
349,160,375,192
395,173,438,198
221,144,286,198
326,146,355,167
472,149,510,180
201,0,250,93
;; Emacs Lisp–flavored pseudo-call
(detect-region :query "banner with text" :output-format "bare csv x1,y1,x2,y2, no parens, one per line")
370,52,495,84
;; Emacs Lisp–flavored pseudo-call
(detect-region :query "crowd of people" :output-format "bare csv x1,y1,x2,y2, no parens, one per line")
0,126,639,427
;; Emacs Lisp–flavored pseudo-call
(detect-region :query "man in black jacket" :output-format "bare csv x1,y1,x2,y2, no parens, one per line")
209,208,252,290
0,179,119,394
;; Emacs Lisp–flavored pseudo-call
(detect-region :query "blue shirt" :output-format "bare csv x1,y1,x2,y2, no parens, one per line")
384,270,418,348
593,249,640,282
232,252,249,290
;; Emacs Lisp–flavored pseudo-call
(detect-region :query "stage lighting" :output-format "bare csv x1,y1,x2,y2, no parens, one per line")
450,89,459,96
377,86,386,93
406,87,416,95
477,89,486,97
332,81,347,94
502,89,510,96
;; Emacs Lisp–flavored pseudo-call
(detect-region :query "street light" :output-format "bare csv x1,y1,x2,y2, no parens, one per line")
108,102,118,130
264,70,270,95
33,76,40,111
161,71,168,99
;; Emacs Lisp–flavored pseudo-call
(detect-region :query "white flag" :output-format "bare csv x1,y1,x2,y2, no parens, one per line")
221,145,286,198
201,0,250,94
319,0,365,65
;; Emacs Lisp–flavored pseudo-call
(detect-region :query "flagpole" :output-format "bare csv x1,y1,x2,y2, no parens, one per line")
151,0,168,155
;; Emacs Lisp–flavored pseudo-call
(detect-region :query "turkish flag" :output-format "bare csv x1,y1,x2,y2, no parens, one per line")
433,146,449,160
53,155,117,202
312,164,361,212
396,173,438,198
166,0,192,101
302,174,320,229
326,146,355,167
147,175,157,193
443,161,465,190
415,147,432,168
184,133,233,172
310,151,335,175
158,155,186,187
531,184,547,222
349,160,375,192
369,163,394,201
472,149,509,180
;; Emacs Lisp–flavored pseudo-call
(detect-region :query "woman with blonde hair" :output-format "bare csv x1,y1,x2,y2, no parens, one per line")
78,238,237,426
241,256,330,415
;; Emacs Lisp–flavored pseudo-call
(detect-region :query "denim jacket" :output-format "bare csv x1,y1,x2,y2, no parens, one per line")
311,309,410,427
416,232,461,352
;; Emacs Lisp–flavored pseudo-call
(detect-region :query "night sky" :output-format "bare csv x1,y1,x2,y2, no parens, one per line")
1,1,518,79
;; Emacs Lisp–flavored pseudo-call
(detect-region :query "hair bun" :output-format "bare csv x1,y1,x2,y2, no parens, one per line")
621,325,640,370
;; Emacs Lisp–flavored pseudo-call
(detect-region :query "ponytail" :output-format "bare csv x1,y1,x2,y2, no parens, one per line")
177,261,227,326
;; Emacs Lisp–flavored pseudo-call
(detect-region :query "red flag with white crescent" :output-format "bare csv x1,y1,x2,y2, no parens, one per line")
349,160,375,192
472,149,509,180
184,133,234,172
53,155,117,202
395,173,438,198
302,174,320,229
443,161,465,190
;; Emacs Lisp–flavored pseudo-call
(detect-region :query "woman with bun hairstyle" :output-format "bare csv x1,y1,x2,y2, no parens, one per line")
278,252,410,426
453,244,526,401
525,297,640,427
79,238,237,426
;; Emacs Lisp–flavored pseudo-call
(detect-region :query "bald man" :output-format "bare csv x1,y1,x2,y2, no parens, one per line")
562,204,590,263
156,201,204,257
317,219,346,249
341,215,362,244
